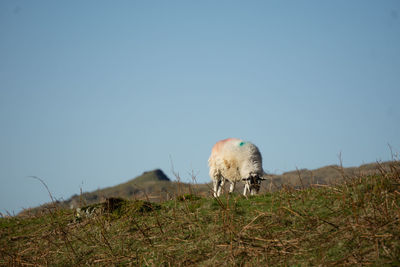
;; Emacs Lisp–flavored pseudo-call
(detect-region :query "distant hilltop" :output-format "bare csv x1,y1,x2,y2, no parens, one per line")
64,169,177,209
133,169,171,183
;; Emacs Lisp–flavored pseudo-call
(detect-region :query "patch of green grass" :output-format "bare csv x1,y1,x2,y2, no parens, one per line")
176,193,202,201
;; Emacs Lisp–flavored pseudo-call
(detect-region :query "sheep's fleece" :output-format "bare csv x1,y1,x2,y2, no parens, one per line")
208,138,263,196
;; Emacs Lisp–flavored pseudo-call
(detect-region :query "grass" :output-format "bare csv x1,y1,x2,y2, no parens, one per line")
1,162,400,266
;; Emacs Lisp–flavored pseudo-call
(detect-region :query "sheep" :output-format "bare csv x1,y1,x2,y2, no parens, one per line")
208,138,264,197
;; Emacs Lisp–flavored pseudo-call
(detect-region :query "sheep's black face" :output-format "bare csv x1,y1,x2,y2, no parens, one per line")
250,177,261,195
245,174,262,195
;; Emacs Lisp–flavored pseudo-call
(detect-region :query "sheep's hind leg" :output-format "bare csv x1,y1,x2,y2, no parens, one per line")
213,176,224,197
217,178,225,197
213,179,219,197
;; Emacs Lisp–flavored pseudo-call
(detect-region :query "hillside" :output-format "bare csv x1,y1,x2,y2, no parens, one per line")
66,161,400,205
264,161,400,190
57,169,209,210
19,161,400,216
1,161,399,265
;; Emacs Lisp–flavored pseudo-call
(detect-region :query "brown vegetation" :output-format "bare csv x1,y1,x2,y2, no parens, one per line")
1,161,399,265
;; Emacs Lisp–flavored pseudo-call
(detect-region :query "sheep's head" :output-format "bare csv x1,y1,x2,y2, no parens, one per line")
243,173,264,195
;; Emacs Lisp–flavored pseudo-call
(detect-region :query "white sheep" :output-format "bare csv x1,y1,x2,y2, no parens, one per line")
208,138,264,197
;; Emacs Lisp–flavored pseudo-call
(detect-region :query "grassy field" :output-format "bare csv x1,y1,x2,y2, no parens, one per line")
1,162,400,266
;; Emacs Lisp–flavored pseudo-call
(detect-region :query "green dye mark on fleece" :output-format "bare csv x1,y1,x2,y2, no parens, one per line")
239,141,246,147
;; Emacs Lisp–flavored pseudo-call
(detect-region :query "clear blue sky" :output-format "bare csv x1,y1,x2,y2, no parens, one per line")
1,1,399,214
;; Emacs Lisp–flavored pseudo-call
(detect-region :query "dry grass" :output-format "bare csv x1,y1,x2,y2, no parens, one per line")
1,161,400,266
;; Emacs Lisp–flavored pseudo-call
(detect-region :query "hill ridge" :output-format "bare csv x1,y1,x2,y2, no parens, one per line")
20,161,400,215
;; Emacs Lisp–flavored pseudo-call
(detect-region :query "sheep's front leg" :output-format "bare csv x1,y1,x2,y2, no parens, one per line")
250,188,256,196
243,180,250,196
229,181,236,193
